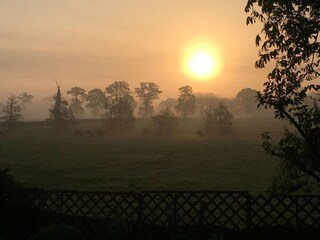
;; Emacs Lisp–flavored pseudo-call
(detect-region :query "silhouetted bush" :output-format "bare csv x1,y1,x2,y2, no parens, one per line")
152,107,178,135
0,169,42,240
0,168,22,193
203,103,233,135
28,224,84,240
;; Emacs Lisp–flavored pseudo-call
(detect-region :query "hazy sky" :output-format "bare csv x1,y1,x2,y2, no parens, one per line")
0,0,269,100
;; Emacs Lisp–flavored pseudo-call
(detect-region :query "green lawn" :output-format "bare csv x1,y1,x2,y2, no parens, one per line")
0,118,285,192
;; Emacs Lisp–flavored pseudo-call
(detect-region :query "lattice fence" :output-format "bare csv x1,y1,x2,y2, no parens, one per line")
5,189,320,240
140,191,248,240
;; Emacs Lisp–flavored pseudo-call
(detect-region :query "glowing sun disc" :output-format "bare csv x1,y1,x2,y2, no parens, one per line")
182,44,221,80
189,52,215,75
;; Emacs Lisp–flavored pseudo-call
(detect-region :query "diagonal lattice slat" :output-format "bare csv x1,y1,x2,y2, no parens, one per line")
140,191,248,240
251,195,298,227
298,195,320,228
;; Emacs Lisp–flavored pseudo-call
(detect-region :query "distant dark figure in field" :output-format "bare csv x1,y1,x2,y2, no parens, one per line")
85,130,94,137
74,129,83,137
196,130,205,138
0,131,7,136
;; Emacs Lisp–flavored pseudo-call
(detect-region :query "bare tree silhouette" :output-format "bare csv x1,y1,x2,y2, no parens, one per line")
48,81,74,133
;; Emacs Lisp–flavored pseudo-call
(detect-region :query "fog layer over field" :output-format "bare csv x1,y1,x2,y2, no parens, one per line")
0,118,285,192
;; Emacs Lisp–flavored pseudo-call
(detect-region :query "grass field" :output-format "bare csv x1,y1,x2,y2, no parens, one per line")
0,118,287,192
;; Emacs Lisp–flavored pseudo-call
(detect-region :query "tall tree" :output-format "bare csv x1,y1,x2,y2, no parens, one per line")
203,103,233,133
135,82,162,117
1,95,22,128
18,92,33,108
236,88,257,118
48,82,73,132
105,81,136,130
175,85,196,118
67,87,86,118
86,88,107,118
246,1,320,193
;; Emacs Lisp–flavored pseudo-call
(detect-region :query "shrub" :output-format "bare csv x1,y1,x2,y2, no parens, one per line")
0,169,42,240
203,103,233,134
0,168,23,194
28,224,84,240
152,107,178,135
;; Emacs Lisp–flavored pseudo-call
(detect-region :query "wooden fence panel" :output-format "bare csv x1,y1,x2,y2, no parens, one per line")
141,191,248,240
297,195,320,228
18,189,320,240
250,195,298,227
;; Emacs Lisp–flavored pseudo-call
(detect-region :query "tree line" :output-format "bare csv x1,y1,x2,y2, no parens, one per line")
0,81,259,134
46,81,238,134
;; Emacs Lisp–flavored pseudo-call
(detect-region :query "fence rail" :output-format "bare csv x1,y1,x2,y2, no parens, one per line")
4,189,320,240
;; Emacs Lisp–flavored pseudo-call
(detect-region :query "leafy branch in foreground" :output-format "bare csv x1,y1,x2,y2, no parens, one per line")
246,0,320,193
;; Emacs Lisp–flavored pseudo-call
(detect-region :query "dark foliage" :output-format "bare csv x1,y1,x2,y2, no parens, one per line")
236,88,258,118
67,87,87,118
152,107,178,135
0,169,42,240
104,81,136,131
175,85,196,118
28,224,84,240
135,82,162,118
246,0,320,193
203,102,233,133
0,95,22,129
47,82,74,133
86,88,107,118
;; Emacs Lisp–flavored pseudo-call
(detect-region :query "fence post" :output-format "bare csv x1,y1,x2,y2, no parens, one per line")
246,193,252,230
60,191,64,215
295,196,300,226
199,201,206,225
138,192,143,240
40,189,46,227
174,193,178,226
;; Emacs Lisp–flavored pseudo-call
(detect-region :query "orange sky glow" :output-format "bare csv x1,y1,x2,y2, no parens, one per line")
0,0,269,101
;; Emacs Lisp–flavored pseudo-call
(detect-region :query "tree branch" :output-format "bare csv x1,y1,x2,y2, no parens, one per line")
281,108,307,139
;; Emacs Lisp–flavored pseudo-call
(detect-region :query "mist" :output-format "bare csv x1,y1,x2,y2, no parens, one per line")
1,1,319,239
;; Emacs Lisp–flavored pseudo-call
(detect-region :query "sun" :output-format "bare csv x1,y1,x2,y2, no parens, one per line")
182,43,221,80
189,52,215,76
